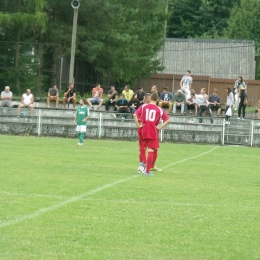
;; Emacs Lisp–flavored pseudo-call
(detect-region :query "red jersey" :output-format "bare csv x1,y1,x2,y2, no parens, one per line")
135,103,169,139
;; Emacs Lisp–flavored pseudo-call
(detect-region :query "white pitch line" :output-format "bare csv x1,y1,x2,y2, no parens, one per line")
0,175,139,229
0,146,219,229
161,146,219,170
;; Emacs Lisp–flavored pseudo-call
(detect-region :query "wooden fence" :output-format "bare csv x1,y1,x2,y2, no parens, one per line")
139,74,260,106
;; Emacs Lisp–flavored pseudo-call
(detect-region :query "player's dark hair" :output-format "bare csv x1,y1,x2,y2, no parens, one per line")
238,76,243,82
187,70,191,73
82,98,86,104
163,87,168,91
151,92,159,102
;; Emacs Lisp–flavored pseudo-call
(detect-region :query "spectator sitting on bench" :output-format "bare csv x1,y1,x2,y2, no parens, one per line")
105,86,118,111
150,85,160,98
1,86,12,107
208,89,221,116
18,89,34,116
122,85,134,101
186,92,198,115
173,89,186,115
135,87,146,105
87,83,104,110
47,85,59,108
159,87,173,113
128,93,141,114
63,83,76,109
111,94,129,119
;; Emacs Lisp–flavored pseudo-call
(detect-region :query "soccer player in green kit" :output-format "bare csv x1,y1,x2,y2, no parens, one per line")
74,98,89,145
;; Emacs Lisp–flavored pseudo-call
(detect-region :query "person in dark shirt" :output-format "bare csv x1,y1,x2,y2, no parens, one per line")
63,84,76,109
238,87,247,120
208,89,221,116
128,94,141,114
105,86,118,111
111,94,129,119
135,87,146,104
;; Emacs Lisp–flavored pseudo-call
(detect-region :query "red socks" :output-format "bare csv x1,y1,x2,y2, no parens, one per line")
139,143,146,164
146,151,154,173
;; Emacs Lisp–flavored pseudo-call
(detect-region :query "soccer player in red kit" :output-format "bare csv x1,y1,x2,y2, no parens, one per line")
134,93,170,176
137,93,152,167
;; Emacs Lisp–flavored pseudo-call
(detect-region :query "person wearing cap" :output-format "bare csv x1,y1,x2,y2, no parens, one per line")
135,87,146,104
159,87,173,113
237,86,248,120
1,86,12,107
173,89,186,114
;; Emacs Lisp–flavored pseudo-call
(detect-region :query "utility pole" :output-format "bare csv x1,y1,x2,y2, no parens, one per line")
69,0,80,84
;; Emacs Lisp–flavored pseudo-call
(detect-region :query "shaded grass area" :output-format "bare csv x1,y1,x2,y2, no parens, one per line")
0,136,260,259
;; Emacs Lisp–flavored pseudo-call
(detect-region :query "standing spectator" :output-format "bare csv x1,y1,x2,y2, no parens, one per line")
133,93,170,176
135,87,146,104
225,86,234,124
1,86,12,107
105,86,118,111
233,76,246,110
47,85,59,108
172,89,186,114
208,89,221,116
128,94,141,114
63,84,76,109
180,70,193,98
111,94,129,119
122,85,134,101
186,92,198,115
237,87,247,120
159,87,173,113
87,83,104,110
195,88,213,124
74,98,89,146
18,89,34,116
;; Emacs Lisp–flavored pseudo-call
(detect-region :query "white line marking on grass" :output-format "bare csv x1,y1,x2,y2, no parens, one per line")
0,175,139,229
0,146,219,228
161,146,219,170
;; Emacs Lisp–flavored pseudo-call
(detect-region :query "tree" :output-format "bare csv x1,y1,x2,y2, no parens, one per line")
0,0,47,94
225,0,260,78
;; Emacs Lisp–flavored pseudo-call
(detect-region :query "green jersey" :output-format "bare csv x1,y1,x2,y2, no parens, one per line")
76,106,89,125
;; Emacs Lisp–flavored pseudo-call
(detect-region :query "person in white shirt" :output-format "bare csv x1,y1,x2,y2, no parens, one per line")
225,86,234,124
194,88,213,124
180,70,193,99
18,89,34,115
1,86,12,107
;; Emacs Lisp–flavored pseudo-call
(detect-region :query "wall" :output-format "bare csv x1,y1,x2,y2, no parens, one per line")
158,39,255,80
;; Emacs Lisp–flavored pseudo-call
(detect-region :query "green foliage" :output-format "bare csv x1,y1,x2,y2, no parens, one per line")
168,0,241,38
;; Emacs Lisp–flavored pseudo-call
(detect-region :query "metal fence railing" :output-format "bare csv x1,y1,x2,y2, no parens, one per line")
1,108,260,147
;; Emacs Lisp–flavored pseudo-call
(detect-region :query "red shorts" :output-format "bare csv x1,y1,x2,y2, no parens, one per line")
144,138,159,149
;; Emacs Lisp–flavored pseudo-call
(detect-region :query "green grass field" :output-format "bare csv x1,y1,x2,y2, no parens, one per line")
0,135,260,260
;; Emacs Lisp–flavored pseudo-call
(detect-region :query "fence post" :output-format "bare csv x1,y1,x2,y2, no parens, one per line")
222,118,225,145
250,120,254,147
37,109,42,136
98,112,102,138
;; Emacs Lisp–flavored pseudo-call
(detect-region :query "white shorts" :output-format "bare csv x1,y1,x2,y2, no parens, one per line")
76,125,87,132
